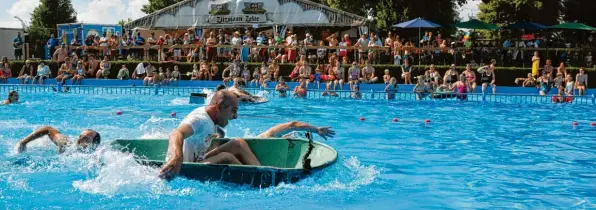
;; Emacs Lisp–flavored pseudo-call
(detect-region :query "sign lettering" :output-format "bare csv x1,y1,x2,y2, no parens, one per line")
206,14,266,24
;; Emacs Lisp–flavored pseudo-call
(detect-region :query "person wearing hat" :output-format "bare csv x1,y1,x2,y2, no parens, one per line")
17,60,35,84
32,61,50,84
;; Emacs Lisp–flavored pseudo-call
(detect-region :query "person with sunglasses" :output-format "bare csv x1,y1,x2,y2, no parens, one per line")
16,127,101,154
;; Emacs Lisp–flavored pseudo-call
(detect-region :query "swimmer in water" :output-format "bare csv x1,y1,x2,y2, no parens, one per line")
257,121,335,140
384,77,398,100
294,80,308,98
275,78,289,97
16,126,101,154
227,78,261,102
1,90,19,105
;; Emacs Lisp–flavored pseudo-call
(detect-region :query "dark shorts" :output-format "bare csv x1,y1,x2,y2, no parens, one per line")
14,48,22,56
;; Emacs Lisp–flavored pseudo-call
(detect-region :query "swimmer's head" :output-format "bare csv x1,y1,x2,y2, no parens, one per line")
390,77,397,84
216,84,226,91
7,90,18,102
279,77,285,84
209,90,239,127
76,129,101,151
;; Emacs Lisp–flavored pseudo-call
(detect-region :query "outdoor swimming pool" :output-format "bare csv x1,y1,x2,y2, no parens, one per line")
0,90,595,209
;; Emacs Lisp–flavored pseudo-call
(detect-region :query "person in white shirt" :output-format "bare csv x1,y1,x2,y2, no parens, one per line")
159,90,257,179
159,90,335,179
132,62,146,79
32,61,51,85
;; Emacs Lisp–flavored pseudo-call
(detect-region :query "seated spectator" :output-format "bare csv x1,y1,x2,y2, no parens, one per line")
360,60,378,84
117,65,130,80
191,64,200,80
17,60,34,84
322,82,339,97
56,58,74,85
32,61,50,85
143,63,156,86
73,62,85,85
96,56,111,79
383,69,391,84
170,66,181,85
154,68,164,85
0,62,9,84
132,62,146,79
515,73,536,87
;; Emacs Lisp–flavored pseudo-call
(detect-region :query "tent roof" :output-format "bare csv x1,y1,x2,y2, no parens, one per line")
126,0,369,29
549,22,596,31
393,18,441,28
504,22,547,30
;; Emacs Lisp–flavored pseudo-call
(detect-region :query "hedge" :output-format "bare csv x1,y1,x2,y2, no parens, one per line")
6,60,595,88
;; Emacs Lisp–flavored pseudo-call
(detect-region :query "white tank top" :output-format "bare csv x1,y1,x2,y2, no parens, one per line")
169,107,218,162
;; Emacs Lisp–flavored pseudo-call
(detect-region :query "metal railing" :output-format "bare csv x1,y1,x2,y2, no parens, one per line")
1,84,594,105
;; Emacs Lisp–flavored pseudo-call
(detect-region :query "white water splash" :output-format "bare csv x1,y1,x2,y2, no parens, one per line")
203,88,214,105
72,149,193,197
273,156,379,192
138,116,178,139
169,98,189,106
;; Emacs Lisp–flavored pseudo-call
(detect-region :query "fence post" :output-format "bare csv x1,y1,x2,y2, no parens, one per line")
592,94,595,105
370,89,374,99
154,85,159,95
482,91,486,102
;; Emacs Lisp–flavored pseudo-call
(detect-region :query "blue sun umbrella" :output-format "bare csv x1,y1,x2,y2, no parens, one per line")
393,18,441,64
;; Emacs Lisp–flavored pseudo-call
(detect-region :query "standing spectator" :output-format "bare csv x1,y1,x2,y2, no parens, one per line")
16,60,35,84
13,32,24,60
53,44,69,66
354,34,369,62
117,65,130,80
48,33,59,58
531,51,540,78
32,61,51,84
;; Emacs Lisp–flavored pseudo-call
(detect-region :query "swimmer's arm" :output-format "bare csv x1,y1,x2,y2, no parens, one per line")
384,84,390,92
257,121,320,138
17,126,66,153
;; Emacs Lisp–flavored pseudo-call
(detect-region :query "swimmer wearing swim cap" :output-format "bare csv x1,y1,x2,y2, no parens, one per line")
1,90,19,105
16,127,101,154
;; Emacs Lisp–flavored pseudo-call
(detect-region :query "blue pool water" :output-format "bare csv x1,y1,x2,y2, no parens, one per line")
1,91,595,209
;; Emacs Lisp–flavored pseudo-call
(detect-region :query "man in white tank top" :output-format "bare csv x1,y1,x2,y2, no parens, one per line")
159,90,260,179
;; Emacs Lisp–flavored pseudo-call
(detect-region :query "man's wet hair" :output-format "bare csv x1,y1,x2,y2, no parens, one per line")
216,84,226,91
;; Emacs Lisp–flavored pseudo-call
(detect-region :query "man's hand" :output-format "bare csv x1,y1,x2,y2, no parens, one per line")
316,127,335,140
159,157,182,180
16,142,26,153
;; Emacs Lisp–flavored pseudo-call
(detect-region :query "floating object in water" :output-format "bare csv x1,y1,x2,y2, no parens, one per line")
425,119,431,123
392,118,399,122
111,138,337,187
116,111,123,115
360,117,365,121
591,122,596,127
572,121,578,126
189,93,208,104
171,112,176,117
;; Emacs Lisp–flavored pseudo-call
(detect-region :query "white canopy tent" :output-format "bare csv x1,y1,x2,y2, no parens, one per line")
126,0,368,29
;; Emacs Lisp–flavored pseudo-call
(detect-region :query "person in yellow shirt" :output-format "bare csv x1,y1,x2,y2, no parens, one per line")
531,51,540,77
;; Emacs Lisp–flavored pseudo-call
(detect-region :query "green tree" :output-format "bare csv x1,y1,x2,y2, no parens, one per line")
563,0,596,26
119,18,133,28
141,0,180,14
375,0,467,36
477,0,560,27
29,0,77,58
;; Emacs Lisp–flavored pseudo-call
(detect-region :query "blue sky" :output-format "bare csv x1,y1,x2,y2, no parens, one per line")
0,0,481,29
